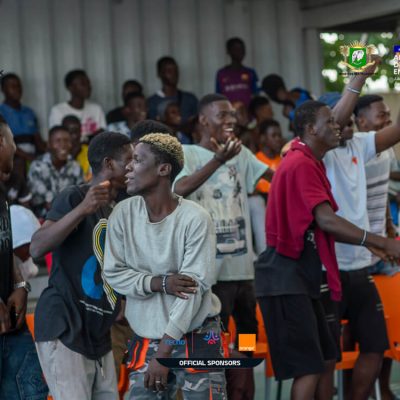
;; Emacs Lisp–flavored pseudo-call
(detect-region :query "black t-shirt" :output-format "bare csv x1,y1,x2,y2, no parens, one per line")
255,228,322,299
0,188,13,303
34,184,121,359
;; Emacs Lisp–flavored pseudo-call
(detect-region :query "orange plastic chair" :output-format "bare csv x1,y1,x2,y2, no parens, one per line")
373,273,400,361
26,313,35,339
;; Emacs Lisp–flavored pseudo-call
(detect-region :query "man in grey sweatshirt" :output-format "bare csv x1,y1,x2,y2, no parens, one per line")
104,133,227,399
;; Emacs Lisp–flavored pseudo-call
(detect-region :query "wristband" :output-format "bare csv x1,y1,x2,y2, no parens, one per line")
213,154,225,165
347,86,361,95
162,275,168,294
360,230,367,246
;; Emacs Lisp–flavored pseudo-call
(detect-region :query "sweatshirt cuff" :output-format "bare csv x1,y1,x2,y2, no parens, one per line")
143,275,153,294
165,321,185,341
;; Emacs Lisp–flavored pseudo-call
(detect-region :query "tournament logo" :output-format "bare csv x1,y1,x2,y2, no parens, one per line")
339,41,376,73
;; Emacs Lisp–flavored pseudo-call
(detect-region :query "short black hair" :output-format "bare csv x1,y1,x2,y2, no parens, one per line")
1,73,20,90
61,115,81,126
198,94,228,114
130,120,173,143
88,132,131,175
48,125,71,139
259,119,280,136
123,92,145,107
157,56,177,74
123,79,143,94
226,37,245,52
354,95,384,117
293,100,327,139
64,69,87,88
248,96,270,117
262,74,286,102
150,146,182,183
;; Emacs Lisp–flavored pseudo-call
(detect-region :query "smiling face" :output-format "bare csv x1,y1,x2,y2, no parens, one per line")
358,100,392,132
314,106,341,151
200,100,237,144
48,129,72,163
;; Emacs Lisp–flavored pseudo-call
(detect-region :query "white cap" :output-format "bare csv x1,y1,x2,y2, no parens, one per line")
10,205,41,249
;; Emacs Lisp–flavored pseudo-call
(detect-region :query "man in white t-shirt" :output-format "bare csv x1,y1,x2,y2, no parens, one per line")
49,70,106,139
174,94,273,398
354,94,398,400
320,87,400,399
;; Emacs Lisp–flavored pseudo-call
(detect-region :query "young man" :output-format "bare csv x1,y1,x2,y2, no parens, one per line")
49,70,106,138
256,100,400,400
250,119,283,255
106,80,144,124
30,132,133,400
62,115,91,182
147,57,198,122
0,73,46,175
352,94,395,400
255,119,283,195
216,37,258,107
107,93,147,136
321,86,400,400
174,94,273,397
0,116,48,399
28,125,83,218
104,133,227,399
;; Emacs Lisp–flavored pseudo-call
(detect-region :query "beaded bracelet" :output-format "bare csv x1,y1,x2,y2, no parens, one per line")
162,275,168,294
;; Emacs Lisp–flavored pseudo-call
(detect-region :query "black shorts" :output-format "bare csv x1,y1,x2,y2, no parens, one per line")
258,294,338,380
320,268,389,354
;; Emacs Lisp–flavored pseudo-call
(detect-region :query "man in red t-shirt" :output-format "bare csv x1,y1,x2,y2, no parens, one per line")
255,100,400,400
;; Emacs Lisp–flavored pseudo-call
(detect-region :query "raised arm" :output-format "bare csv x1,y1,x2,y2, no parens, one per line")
30,183,110,259
332,56,381,129
374,111,400,154
174,137,241,197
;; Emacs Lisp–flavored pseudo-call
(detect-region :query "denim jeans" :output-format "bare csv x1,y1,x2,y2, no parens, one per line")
0,325,48,400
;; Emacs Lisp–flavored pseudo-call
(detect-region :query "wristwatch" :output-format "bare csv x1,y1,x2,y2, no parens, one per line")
14,281,31,293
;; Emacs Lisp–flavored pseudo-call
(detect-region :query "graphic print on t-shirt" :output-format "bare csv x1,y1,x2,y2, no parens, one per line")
195,165,248,258
81,218,117,313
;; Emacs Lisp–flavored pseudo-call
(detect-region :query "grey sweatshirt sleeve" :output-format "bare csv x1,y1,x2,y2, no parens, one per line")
103,205,154,298
164,212,217,339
